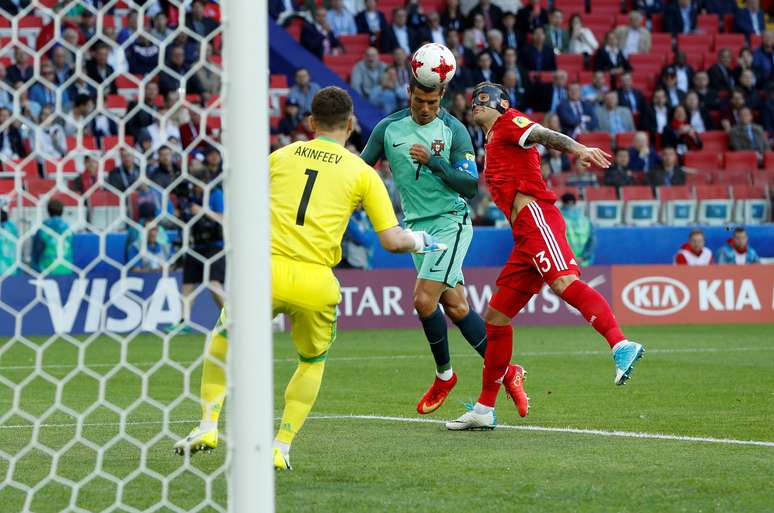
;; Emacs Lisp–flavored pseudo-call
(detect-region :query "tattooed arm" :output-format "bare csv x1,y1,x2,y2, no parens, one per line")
525,125,613,169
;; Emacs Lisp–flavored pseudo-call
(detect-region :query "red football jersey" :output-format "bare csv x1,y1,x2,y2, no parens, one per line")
483,109,556,218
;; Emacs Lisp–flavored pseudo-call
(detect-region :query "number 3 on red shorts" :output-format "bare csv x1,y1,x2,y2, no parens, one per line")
533,250,551,275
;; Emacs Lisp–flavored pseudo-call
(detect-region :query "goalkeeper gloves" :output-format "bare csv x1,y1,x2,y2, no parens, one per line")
406,229,448,254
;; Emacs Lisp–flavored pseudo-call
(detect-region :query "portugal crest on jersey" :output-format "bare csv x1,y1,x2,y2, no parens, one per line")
431,139,445,156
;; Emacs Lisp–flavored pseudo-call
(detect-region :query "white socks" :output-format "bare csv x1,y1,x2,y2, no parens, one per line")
473,402,493,414
611,340,630,353
198,421,217,432
274,440,290,457
436,368,454,381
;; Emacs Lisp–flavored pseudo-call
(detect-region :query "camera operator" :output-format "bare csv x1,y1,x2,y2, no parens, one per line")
167,165,225,332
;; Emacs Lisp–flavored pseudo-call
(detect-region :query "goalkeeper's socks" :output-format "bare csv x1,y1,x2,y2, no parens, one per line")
199,421,217,432
453,309,487,357
419,307,451,373
273,440,290,457
560,280,625,348
478,323,513,407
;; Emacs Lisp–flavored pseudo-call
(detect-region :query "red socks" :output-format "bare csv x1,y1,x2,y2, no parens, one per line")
561,280,625,348
478,323,513,407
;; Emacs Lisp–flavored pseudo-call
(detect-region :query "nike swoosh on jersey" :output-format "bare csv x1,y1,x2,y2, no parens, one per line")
392,142,406,147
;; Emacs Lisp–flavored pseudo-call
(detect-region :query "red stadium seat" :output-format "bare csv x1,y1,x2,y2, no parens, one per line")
723,151,758,172
0,179,15,195
339,34,370,53
270,74,288,88
554,0,586,13
658,186,693,200
684,151,721,170
552,186,581,200
713,169,751,185
677,34,711,51
698,131,729,152
685,171,713,185
696,14,720,34
762,152,774,171
714,34,745,51
629,53,666,69
101,135,134,150
695,185,730,199
751,170,774,187
585,187,618,201
620,186,654,200
578,132,613,155
615,132,637,149
750,34,763,48
731,185,766,199
26,179,57,196
556,53,583,73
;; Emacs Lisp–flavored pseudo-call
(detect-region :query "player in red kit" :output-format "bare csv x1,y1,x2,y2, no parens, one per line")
447,83,645,430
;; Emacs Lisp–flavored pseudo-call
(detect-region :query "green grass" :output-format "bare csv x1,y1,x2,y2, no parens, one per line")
1,324,773,512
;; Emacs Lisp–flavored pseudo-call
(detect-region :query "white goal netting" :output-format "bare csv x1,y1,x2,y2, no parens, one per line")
0,1,234,511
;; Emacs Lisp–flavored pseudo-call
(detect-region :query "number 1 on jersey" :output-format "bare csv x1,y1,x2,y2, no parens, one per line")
296,168,318,226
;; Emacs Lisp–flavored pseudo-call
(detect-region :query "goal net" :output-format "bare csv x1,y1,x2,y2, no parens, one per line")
0,1,269,511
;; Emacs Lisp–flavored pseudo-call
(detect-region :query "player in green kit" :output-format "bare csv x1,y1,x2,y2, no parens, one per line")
361,78,529,417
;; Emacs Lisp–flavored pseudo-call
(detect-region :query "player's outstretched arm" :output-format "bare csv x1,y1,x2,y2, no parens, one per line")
526,125,612,169
377,226,447,254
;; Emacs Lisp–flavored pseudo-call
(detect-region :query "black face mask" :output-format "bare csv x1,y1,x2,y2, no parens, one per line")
472,83,509,113
1,210,7,223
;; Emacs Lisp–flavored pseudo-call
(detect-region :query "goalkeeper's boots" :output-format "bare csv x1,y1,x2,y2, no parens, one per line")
416,372,458,414
174,426,218,456
446,404,496,431
612,340,645,385
273,448,292,471
503,364,529,417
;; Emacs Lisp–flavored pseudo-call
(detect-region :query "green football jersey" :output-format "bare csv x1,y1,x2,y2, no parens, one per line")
361,108,475,224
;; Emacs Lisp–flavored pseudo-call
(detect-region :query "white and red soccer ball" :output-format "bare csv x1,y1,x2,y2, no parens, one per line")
410,43,457,89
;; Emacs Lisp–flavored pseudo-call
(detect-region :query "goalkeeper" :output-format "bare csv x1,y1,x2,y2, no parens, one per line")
361,78,528,417
175,86,445,470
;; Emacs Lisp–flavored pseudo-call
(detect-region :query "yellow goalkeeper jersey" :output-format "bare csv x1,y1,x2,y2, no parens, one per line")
270,137,398,268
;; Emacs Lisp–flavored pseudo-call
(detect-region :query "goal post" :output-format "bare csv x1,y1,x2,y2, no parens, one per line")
223,0,274,511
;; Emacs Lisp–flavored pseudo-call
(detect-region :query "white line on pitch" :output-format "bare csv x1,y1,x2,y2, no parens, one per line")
309,414,774,448
2,414,772,449
1,346,773,371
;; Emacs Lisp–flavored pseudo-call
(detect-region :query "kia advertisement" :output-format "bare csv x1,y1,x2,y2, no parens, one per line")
612,265,774,325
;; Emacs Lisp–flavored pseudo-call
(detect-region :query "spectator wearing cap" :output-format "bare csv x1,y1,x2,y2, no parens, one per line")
380,8,417,54
355,0,388,46
616,72,646,117
543,8,569,54
327,0,357,37
351,47,388,97
628,131,661,173
674,229,712,265
664,0,697,35
593,31,631,81
516,0,549,44
661,66,686,108
557,82,598,137
647,147,686,187
734,0,765,37
520,27,556,71
302,6,344,59
614,10,650,58
595,91,635,135
729,107,771,156
708,48,735,93
716,227,760,265
276,97,303,136
560,193,595,266
752,31,774,84
604,148,635,187
288,68,320,116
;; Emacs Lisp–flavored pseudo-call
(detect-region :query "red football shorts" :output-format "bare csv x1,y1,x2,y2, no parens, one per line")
490,200,580,317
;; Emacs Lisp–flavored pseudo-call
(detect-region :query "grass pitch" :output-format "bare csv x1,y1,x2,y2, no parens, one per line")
0,324,773,512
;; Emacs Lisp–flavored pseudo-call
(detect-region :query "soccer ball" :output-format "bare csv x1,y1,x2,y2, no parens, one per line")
410,43,457,89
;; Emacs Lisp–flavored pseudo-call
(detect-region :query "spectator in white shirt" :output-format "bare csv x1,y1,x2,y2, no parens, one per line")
427,11,446,44
614,10,651,57
327,0,358,37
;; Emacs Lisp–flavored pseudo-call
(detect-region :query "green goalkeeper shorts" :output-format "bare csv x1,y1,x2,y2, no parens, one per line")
408,213,473,288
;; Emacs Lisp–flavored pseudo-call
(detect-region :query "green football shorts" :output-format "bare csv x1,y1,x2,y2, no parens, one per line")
408,213,473,288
